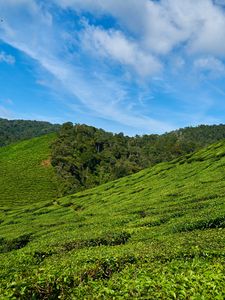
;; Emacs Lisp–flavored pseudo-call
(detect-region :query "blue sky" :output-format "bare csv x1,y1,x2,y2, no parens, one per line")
1,0,225,135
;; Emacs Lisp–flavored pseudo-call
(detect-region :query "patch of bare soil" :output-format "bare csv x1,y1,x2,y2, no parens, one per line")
41,159,51,167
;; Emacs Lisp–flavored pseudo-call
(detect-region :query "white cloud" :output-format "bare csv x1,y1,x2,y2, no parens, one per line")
81,25,162,77
194,57,225,74
0,0,174,133
1,0,225,132
54,0,225,57
143,0,225,56
0,0,53,56
0,51,15,64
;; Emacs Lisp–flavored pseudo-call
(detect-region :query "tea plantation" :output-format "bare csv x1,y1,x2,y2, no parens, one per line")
0,139,225,299
0,134,59,207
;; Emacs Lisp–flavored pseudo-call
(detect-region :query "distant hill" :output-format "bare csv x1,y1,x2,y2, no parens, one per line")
0,133,59,206
0,138,225,298
51,122,225,195
0,118,60,147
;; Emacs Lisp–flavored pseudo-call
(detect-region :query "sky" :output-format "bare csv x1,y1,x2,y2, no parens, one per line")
1,1,225,135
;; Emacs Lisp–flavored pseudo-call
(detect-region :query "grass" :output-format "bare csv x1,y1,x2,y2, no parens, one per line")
0,134,59,207
0,139,225,298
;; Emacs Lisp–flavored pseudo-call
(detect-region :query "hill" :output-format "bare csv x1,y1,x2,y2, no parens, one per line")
0,118,60,147
0,138,225,298
52,122,225,195
0,134,59,207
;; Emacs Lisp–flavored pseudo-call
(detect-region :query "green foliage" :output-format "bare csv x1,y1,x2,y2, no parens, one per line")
51,123,141,195
0,139,225,298
62,232,131,251
52,123,225,195
0,134,59,206
0,234,31,253
0,118,60,147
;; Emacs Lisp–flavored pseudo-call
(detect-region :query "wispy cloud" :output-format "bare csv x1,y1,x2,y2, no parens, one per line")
0,0,175,133
0,51,15,64
1,98,14,105
81,24,162,77
1,0,225,133
194,56,225,77
54,0,225,57
0,105,13,118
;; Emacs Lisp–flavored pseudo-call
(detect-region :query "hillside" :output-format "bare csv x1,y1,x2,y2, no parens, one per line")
0,139,225,298
52,122,225,195
0,118,60,147
0,134,59,207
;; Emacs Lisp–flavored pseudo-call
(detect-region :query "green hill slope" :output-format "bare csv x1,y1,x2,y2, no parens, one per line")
0,139,225,298
51,122,225,196
0,118,60,147
0,134,59,207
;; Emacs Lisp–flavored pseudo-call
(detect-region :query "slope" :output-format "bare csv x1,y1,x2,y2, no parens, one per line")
0,139,225,299
52,122,225,196
0,118,60,147
0,134,59,207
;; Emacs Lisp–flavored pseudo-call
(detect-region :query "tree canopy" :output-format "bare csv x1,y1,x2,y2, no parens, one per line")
0,118,60,147
51,122,225,195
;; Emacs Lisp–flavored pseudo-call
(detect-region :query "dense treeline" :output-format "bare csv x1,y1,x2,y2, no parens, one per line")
0,118,60,146
51,122,225,195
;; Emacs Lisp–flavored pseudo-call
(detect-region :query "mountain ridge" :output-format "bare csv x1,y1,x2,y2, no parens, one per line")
0,118,60,147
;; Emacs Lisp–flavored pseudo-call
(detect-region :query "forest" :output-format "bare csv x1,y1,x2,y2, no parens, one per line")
0,118,60,147
51,122,225,195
